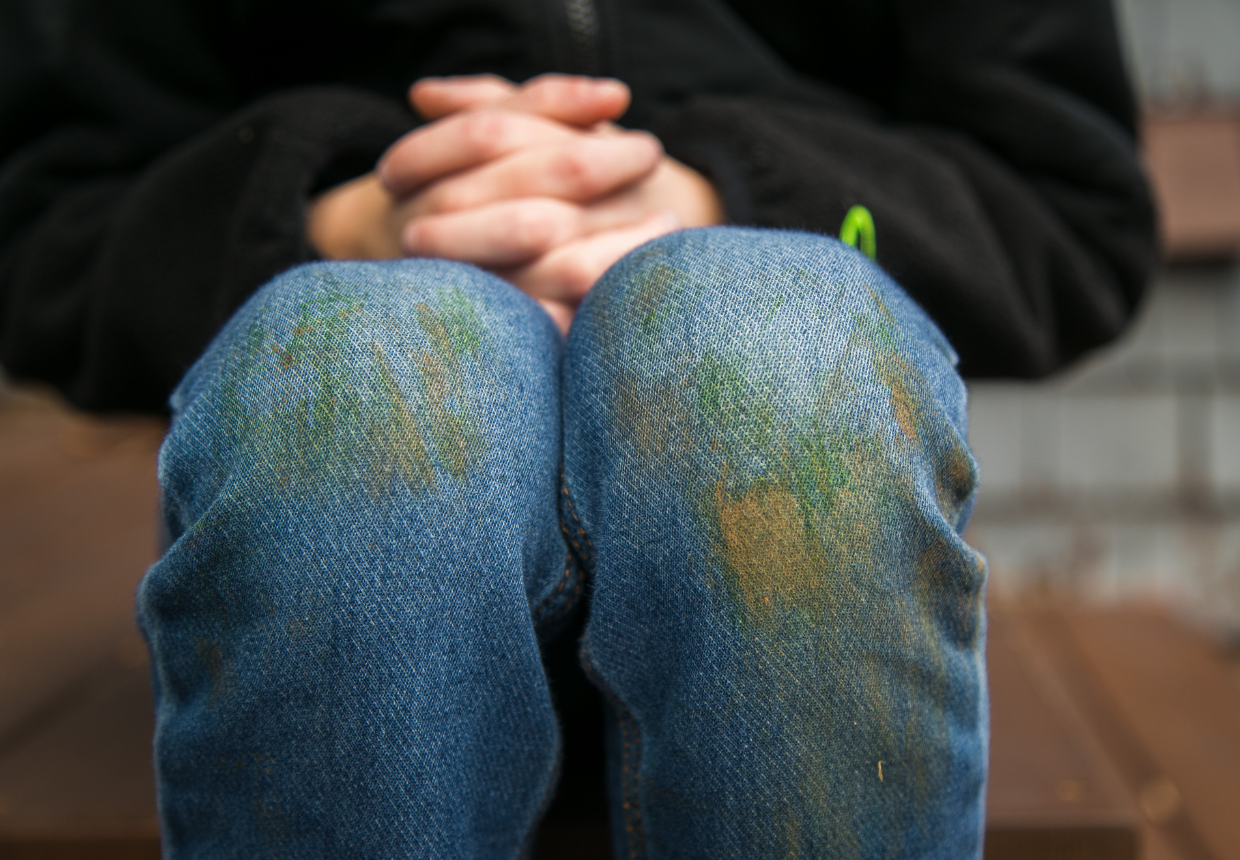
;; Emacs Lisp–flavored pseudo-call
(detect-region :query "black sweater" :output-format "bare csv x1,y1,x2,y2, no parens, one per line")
0,0,1156,413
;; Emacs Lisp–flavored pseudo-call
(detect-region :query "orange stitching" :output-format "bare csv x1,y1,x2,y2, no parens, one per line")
580,643,644,860
560,469,596,557
559,510,585,560
532,561,573,622
534,559,584,627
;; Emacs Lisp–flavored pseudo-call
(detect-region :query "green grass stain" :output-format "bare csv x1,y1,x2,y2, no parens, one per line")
695,352,746,424
410,287,489,480
763,294,785,328
693,350,775,444
627,263,706,343
699,422,900,632
682,298,920,632
269,290,362,370
214,284,491,496
416,286,484,365
787,426,854,522
372,344,437,488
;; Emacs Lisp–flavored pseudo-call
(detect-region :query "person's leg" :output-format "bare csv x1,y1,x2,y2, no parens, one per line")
563,228,988,859
138,260,575,859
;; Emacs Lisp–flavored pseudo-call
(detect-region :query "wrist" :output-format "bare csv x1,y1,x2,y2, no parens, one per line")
677,159,726,228
307,174,403,260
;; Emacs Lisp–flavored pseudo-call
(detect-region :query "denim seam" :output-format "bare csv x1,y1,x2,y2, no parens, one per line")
531,469,597,625
559,469,596,566
531,559,582,626
580,640,645,860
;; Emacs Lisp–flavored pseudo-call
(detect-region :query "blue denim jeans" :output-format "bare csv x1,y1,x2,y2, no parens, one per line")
138,227,988,859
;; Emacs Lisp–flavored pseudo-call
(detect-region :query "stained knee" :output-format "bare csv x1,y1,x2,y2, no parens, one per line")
566,228,981,621
572,228,967,464
164,260,560,519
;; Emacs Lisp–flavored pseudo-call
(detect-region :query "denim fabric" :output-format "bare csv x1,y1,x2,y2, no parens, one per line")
565,229,987,859
139,261,571,858
138,228,987,859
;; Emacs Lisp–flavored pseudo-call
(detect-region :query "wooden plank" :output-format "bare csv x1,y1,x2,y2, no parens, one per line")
0,393,164,743
0,634,159,858
1143,112,1240,261
1054,605,1240,860
0,390,163,858
985,601,1141,859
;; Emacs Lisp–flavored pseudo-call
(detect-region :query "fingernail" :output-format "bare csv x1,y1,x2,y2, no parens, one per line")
402,223,421,251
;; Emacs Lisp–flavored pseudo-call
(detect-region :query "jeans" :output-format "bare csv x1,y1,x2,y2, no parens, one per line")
138,227,988,859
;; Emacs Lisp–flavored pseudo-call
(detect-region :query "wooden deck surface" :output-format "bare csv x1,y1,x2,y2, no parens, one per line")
1,387,1238,860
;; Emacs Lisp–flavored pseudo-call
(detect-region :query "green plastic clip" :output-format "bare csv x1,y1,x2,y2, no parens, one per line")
839,205,877,260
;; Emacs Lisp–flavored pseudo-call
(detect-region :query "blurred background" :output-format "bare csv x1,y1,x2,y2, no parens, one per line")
968,0,1240,634
1,1,1238,859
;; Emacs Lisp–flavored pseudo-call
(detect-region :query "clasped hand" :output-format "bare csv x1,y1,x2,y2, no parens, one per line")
307,74,724,332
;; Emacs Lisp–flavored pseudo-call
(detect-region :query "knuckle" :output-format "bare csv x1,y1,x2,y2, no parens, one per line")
558,148,601,194
427,182,471,213
510,208,549,250
460,111,511,155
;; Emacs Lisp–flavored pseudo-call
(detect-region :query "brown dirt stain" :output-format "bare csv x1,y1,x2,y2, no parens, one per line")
716,480,820,626
887,370,920,444
615,373,688,456
935,439,978,525
371,344,437,488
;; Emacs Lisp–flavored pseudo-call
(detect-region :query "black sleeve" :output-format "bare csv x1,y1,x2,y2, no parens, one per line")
655,0,1157,378
0,4,414,412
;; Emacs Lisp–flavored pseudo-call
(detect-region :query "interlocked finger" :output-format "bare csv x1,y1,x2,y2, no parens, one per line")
408,74,517,119
410,132,663,214
410,73,629,126
499,212,680,305
378,110,584,196
403,199,586,267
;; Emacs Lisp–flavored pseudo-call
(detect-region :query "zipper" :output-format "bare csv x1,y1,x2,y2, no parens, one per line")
561,0,602,75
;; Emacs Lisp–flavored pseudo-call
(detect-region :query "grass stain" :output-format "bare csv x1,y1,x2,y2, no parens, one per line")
217,283,491,496
626,263,707,346
372,344,437,487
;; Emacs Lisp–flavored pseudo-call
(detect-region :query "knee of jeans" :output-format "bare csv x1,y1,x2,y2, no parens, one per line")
160,259,561,531
567,227,984,635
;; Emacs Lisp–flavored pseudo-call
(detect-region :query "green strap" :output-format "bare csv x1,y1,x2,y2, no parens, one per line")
839,205,877,260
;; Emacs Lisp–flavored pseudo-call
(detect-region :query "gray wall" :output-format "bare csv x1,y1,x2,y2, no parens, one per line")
966,268,1240,629
1116,0,1240,103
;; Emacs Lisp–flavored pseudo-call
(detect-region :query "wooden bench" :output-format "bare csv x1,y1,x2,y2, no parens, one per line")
4,389,1239,859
